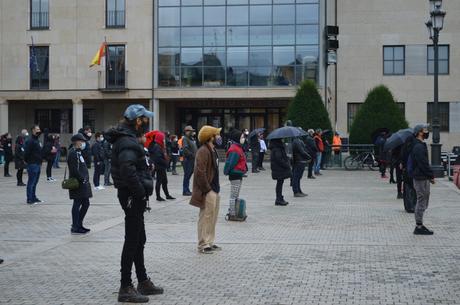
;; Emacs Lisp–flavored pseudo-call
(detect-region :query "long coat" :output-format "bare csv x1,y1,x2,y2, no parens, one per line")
14,136,26,169
67,147,93,200
190,143,218,208
270,140,292,180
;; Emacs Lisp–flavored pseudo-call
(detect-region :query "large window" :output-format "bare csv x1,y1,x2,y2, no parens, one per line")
35,109,72,133
106,45,126,88
158,1,320,87
427,102,450,132
106,0,125,28
30,0,49,29
427,45,449,75
30,46,49,90
383,46,405,75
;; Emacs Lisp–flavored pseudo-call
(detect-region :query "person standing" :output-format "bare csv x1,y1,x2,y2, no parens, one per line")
390,146,404,199
148,131,175,201
313,129,324,176
332,132,342,166
42,133,57,182
68,133,92,235
190,125,222,254
410,124,435,235
170,135,180,175
304,129,318,179
223,128,247,220
182,125,197,196
91,132,105,190
106,104,163,303
102,132,113,186
78,126,93,168
1,133,13,177
258,134,267,171
375,131,389,178
24,125,43,204
291,136,311,197
270,138,292,206
249,131,261,173
14,129,28,186
53,134,61,168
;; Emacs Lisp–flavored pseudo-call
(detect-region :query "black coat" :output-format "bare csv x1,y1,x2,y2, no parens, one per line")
1,138,13,162
102,140,112,160
14,136,26,169
24,135,42,165
91,141,104,163
148,142,169,170
303,135,318,159
270,140,292,180
106,124,153,200
78,129,92,166
42,138,56,162
292,138,311,164
67,147,93,200
411,139,434,180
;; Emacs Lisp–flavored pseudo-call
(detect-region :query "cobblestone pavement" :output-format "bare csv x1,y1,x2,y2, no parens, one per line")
1,164,460,305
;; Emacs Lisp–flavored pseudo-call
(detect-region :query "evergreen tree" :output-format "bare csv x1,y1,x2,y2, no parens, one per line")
349,85,409,144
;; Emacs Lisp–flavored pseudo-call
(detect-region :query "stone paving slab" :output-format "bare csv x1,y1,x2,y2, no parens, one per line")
0,164,460,305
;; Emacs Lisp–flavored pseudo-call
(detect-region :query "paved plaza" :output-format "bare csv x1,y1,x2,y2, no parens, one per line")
1,165,460,305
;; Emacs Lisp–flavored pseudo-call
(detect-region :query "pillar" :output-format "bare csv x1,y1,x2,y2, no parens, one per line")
72,99,83,134
0,99,9,134
153,98,160,131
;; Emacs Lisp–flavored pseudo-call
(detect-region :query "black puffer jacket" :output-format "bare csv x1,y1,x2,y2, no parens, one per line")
292,138,311,164
411,139,434,180
105,124,153,200
270,139,292,180
303,135,318,159
148,142,169,170
24,135,42,165
67,147,93,200
78,129,92,166
14,136,26,169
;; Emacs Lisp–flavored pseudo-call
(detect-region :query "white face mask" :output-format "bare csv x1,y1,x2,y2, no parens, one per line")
240,138,245,145
81,142,87,150
100,136,104,142
24,133,29,137
86,132,92,138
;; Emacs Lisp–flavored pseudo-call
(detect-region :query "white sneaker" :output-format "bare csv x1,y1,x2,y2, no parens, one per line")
95,186,105,190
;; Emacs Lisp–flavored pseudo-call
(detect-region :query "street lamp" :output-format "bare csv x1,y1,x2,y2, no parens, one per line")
426,0,446,178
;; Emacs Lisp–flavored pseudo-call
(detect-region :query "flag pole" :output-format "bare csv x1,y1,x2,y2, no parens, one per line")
105,36,111,71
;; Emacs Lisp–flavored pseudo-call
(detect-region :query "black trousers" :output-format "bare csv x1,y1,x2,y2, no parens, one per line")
93,161,103,187
155,168,170,198
4,160,10,176
16,168,24,184
292,163,306,194
118,188,148,288
396,166,403,193
71,198,90,229
307,160,314,178
46,159,53,178
251,152,259,172
258,152,265,168
276,179,285,201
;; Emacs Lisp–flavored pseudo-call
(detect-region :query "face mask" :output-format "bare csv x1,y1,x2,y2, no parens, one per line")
35,131,42,137
141,121,150,134
100,136,104,142
240,138,246,145
423,132,430,139
81,142,86,150
215,136,223,146
24,133,29,137
86,132,92,138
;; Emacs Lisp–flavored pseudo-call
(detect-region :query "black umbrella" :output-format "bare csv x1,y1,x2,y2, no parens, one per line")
322,129,333,137
383,128,414,152
248,128,266,139
266,126,307,140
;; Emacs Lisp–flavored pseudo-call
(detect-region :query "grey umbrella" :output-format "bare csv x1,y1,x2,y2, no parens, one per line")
248,128,266,139
383,128,414,152
266,126,307,140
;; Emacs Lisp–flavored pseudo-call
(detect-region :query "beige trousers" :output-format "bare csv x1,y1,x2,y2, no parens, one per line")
198,191,220,251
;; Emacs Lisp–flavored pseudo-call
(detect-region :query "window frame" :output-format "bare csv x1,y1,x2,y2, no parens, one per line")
106,0,126,29
427,44,449,75
30,0,49,30
29,45,50,90
427,102,450,132
347,102,361,132
383,45,405,76
105,44,126,89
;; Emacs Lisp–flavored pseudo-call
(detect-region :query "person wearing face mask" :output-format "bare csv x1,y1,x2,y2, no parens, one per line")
223,128,248,220
102,132,113,186
78,126,93,168
67,133,93,235
91,132,105,190
14,129,29,186
24,125,44,204
182,125,197,196
42,133,58,182
190,125,222,254
1,133,13,177
105,104,163,303
147,131,175,201
169,135,179,175
410,124,435,235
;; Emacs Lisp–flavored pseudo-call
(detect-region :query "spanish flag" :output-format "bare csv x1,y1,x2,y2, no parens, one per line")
89,43,106,67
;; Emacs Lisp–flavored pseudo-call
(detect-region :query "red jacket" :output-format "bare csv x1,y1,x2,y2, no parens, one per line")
314,135,324,153
226,143,247,173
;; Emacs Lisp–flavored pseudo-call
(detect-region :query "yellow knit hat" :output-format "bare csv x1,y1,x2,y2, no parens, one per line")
198,125,222,144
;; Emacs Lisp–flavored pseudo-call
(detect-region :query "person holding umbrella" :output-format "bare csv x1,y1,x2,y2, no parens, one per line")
248,129,262,173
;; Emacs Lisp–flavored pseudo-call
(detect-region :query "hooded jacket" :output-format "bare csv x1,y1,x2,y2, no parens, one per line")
270,139,292,180
148,132,169,170
105,124,153,200
411,139,434,180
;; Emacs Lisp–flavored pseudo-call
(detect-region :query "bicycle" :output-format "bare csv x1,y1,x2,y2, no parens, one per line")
344,151,380,171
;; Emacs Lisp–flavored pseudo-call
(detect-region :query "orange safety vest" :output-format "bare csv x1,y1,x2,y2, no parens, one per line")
332,135,342,152
178,137,184,162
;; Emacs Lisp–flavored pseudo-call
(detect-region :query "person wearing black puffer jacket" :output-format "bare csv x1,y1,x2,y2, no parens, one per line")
14,129,28,186
291,136,311,197
105,104,163,303
78,127,93,168
42,133,57,182
270,138,292,206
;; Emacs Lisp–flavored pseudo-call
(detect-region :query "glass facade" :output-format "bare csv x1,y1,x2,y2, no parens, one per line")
158,0,320,88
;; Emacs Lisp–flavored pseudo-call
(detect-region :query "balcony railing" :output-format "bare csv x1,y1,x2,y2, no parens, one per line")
31,12,49,29
106,10,125,28
98,70,129,92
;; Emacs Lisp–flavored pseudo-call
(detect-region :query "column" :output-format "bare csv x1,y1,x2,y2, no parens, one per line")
72,99,83,134
0,99,9,134
153,98,160,131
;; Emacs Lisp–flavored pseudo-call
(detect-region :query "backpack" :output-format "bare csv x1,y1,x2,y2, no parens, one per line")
225,198,247,222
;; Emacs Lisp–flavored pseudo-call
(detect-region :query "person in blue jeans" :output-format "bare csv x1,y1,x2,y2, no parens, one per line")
24,125,44,204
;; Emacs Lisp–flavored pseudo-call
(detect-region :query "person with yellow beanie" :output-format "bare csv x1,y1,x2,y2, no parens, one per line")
189,125,223,254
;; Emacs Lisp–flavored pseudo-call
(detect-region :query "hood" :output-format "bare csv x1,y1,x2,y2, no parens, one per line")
228,128,242,143
154,131,165,150
78,128,91,141
144,130,161,149
104,124,136,144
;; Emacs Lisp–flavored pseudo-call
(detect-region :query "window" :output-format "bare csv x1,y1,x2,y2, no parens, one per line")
83,109,96,131
427,102,450,132
106,45,126,88
347,103,361,132
35,109,72,133
427,45,449,75
106,0,125,28
383,46,405,75
30,46,49,90
397,102,405,116
30,0,49,29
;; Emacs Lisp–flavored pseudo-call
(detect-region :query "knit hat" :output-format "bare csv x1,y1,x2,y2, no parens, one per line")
228,128,242,143
198,125,222,144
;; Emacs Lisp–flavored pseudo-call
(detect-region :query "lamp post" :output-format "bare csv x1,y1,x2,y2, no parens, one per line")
426,0,446,178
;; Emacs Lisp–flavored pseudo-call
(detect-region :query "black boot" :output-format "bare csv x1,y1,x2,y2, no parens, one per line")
118,285,149,303
137,278,164,296
156,197,166,202
165,195,175,200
